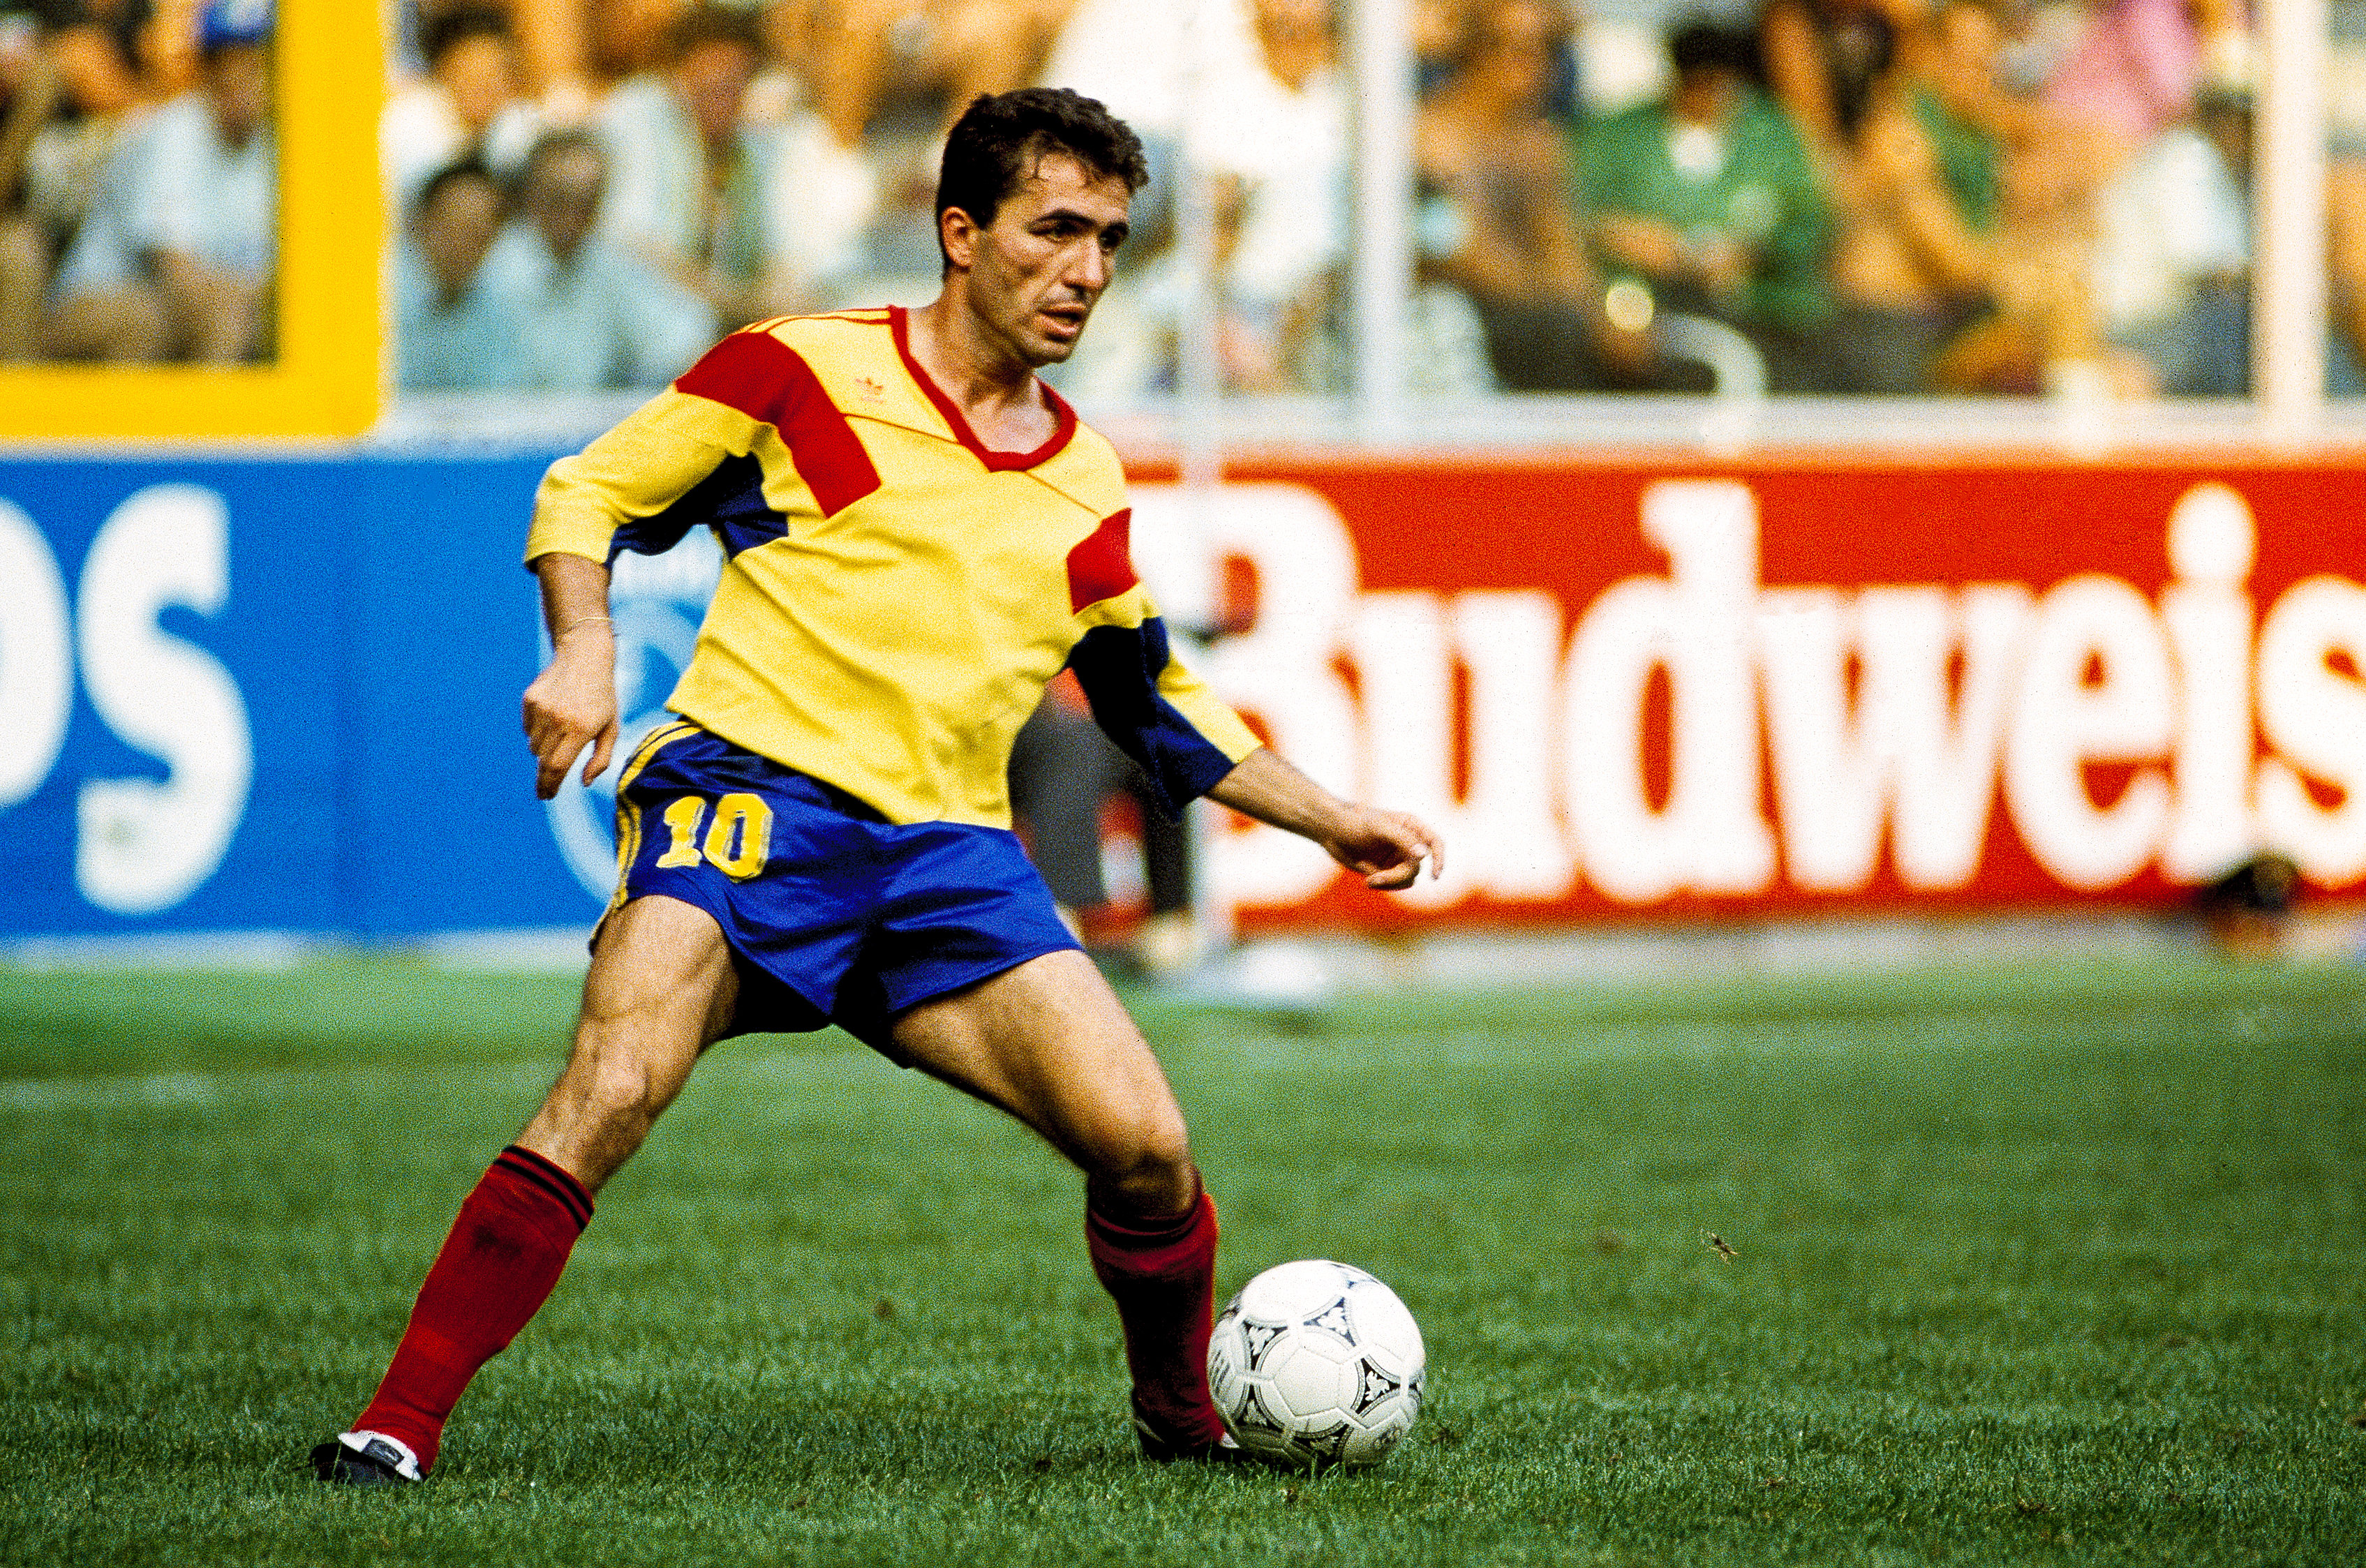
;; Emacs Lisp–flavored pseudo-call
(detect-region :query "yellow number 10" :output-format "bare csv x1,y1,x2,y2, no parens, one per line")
651,793,773,880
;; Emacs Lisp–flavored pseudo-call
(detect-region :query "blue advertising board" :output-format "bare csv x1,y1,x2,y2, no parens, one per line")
0,454,648,939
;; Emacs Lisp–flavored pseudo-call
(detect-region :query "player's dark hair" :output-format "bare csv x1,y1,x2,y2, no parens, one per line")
935,88,1149,271
420,3,512,69
411,156,500,221
665,4,763,63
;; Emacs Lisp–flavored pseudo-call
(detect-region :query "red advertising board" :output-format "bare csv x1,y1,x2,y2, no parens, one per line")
1117,454,2366,929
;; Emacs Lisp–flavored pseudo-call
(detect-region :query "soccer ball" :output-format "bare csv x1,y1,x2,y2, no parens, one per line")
1206,1259,1425,1471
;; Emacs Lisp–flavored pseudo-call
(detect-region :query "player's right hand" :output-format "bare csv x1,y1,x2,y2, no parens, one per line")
1323,805,1445,892
522,633,620,800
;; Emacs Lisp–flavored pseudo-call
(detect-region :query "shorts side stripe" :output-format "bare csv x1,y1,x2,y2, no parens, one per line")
618,719,697,793
609,796,644,914
610,720,692,914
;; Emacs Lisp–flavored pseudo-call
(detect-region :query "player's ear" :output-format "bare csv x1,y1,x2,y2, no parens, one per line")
939,205,981,271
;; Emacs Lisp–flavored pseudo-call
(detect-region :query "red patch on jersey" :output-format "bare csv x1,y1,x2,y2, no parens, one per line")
1067,508,1138,612
674,331,882,518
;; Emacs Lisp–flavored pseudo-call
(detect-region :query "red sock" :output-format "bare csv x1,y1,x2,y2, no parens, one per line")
350,1145,592,1472
1087,1186,1226,1446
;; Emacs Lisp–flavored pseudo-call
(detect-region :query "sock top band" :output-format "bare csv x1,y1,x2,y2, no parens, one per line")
1087,1185,1210,1248
495,1145,593,1230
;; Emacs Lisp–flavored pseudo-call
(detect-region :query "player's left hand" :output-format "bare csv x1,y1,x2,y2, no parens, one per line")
523,630,619,800
1320,806,1445,892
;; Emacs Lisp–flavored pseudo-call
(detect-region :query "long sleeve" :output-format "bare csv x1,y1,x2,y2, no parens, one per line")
1066,602,1260,819
523,324,828,567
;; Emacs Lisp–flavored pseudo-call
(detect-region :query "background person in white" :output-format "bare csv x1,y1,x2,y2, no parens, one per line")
43,0,272,362
396,160,521,391
596,5,784,332
478,128,715,391
381,4,542,217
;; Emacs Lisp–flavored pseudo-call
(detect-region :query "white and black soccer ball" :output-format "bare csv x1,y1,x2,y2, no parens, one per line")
1206,1259,1425,1472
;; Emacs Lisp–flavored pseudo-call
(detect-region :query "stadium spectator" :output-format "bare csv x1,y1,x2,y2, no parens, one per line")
382,4,541,214
0,19,61,357
2039,0,2213,164
1574,19,1836,392
5,0,205,358
1808,0,2007,393
496,0,601,114
1415,0,1657,389
1062,0,1351,398
2181,79,2252,395
2086,94,2247,396
1759,0,1907,193
1199,0,1347,387
2330,153,2366,394
596,4,789,329
583,0,685,91
27,0,165,121
1413,0,1467,95
396,158,521,390
1925,109,2137,396
478,127,715,389
1065,171,1296,397
1418,0,1583,117
1907,0,2016,237
796,0,1073,150
742,0,881,309
44,0,272,362
1036,0,1259,235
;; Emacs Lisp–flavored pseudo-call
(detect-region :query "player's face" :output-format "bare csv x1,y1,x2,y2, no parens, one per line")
958,153,1131,368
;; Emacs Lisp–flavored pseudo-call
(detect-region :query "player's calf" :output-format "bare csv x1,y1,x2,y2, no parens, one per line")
311,1145,593,1482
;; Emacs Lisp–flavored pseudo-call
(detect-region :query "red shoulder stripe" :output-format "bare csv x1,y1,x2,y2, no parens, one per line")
1066,507,1138,613
674,332,882,518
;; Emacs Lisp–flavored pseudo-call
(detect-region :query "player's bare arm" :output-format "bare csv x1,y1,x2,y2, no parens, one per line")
1207,747,1445,890
522,551,620,800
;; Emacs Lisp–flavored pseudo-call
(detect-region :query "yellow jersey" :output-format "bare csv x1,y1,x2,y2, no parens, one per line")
525,306,1260,828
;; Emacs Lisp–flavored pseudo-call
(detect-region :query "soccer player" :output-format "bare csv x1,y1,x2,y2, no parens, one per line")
312,87,1441,1486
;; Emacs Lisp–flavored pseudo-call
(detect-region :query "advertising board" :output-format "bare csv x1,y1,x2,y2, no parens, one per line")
1171,458,2366,929
0,451,2359,940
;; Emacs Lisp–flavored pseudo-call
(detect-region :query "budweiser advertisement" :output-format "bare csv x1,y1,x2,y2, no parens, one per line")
1119,459,2366,929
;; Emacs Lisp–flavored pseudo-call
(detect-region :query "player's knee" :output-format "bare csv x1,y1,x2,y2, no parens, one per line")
581,1054,662,1130
1089,1105,1195,1215
1139,1107,1192,1182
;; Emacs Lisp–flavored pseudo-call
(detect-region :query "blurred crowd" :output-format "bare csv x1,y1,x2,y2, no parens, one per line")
0,0,274,361
9,0,2366,396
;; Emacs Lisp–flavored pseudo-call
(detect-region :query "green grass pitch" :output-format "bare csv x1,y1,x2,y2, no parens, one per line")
3,953,2363,1565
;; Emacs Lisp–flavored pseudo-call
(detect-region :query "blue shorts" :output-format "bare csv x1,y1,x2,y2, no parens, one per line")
608,721,1080,1059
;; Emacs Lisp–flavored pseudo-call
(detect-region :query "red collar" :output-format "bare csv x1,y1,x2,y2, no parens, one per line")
890,305,1078,472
